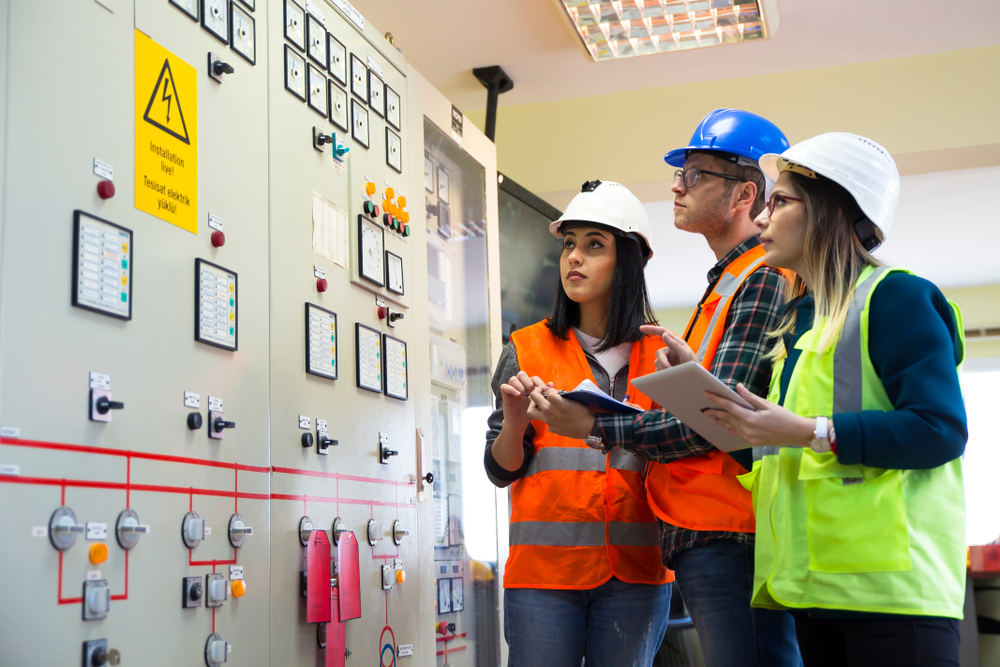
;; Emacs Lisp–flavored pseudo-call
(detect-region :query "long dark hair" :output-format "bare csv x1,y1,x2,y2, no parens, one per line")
545,227,657,352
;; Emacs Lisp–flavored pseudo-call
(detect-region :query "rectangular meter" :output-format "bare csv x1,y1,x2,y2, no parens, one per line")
305,303,338,380
382,334,408,400
72,210,132,320
355,323,382,393
195,259,238,350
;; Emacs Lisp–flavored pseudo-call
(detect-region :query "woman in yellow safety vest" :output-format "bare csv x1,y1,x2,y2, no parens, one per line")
703,133,968,667
484,180,673,667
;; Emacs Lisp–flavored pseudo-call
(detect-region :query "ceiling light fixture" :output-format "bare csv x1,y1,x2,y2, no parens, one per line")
559,0,779,61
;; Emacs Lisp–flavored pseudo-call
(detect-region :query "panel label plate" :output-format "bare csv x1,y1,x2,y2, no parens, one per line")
93,158,114,181
134,30,198,233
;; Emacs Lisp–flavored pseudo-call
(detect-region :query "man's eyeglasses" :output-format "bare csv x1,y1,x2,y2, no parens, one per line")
673,168,746,189
766,193,804,216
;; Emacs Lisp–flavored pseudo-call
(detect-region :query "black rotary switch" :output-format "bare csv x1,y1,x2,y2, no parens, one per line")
213,418,236,433
190,580,203,601
423,472,434,485
92,648,108,666
187,412,204,430
213,60,235,76
301,432,314,448
96,396,125,414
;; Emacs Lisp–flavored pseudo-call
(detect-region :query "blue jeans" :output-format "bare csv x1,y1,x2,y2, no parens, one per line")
504,577,671,667
673,539,802,667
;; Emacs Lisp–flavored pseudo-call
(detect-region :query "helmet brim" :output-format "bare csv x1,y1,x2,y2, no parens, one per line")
663,147,692,167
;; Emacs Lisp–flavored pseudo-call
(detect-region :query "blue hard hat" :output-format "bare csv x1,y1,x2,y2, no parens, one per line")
664,109,789,168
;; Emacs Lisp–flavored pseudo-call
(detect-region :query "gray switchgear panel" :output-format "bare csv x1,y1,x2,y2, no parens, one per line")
0,1,500,666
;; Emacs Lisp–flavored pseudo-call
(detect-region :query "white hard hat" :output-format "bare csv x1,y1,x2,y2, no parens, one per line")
759,132,900,250
549,180,654,259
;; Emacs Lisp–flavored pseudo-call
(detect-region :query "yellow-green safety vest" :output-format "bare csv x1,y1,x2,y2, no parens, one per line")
739,265,966,618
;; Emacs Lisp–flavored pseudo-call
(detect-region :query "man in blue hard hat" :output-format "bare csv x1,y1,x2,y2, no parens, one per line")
531,109,802,666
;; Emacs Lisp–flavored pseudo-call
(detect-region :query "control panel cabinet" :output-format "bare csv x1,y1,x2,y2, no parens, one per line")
0,1,271,665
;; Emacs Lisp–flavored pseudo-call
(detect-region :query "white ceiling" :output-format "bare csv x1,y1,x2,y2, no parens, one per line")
353,0,1000,113
643,165,1000,309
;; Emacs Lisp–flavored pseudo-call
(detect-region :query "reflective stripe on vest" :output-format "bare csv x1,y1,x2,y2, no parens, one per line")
523,446,648,478
510,521,660,548
743,266,967,619
505,322,672,589
644,245,768,534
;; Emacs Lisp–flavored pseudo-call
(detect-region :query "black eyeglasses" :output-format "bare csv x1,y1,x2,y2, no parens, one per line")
766,193,804,216
673,168,746,189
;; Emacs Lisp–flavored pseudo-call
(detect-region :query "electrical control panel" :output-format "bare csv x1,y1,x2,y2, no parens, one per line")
0,1,502,666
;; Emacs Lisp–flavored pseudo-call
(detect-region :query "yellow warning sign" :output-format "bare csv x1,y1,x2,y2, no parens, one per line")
134,30,197,233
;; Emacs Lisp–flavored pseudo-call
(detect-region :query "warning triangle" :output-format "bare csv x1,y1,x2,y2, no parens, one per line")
143,58,190,144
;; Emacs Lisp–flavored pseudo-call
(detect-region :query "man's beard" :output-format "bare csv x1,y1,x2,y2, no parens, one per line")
674,190,734,234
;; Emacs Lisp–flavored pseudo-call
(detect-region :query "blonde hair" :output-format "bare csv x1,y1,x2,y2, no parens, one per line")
768,172,883,362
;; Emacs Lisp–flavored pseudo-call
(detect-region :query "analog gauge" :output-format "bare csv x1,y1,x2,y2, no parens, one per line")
386,251,403,295
351,99,369,149
230,3,255,64
201,0,229,43
437,578,452,614
284,0,305,51
327,34,346,85
385,85,401,130
359,217,384,286
285,46,306,101
170,0,198,21
350,54,368,101
437,167,450,204
308,65,327,117
368,72,384,118
451,577,464,612
329,82,348,132
307,15,326,66
386,128,401,174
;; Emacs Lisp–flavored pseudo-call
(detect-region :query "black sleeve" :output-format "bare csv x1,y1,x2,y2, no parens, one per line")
832,273,968,469
484,340,535,488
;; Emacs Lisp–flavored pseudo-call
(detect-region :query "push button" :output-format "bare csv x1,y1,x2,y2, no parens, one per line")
97,180,116,200
365,182,377,197
231,580,246,598
90,543,109,564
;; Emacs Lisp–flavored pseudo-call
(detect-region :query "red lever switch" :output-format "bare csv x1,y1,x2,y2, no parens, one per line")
97,180,116,199
211,230,226,247
317,278,328,293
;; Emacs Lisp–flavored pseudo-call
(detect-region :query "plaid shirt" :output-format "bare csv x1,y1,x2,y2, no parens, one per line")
593,236,786,566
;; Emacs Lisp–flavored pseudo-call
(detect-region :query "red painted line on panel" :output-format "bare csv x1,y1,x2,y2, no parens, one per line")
0,476,267,501
56,551,83,604
0,438,269,473
125,455,131,508
436,645,467,657
212,607,216,633
60,480,66,505
385,590,388,625
436,633,467,643
272,466,414,487
111,550,129,601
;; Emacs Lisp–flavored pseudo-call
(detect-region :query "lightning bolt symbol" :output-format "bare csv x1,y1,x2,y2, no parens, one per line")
162,76,172,124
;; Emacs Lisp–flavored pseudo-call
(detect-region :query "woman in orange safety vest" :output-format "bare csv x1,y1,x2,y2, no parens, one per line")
484,180,672,667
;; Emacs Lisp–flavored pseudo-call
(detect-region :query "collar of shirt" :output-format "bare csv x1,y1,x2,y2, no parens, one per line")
705,235,763,285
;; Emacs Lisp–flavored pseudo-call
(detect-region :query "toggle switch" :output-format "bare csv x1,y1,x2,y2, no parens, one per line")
316,431,337,455
316,277,328,293
206,573,227,607
90,389,124,422
378,433,399,465
183,576,203,608
90,543,109,564
228,513,253,548
211,230,226,248
49,506,84,551
187,412,204,430
97,180,115,200
182,511,206,549
388,310,404,327
83,579,111,621
115,509,149,550
367,519,383,546
231,580,246,598
209,411,234,440
205,632,229,667
392,520,408,546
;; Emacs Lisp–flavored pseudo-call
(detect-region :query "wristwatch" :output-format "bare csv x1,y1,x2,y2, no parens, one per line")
584,435,606,451
809,416,832,453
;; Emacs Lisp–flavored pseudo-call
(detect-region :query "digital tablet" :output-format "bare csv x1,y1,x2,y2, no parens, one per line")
630,362,755,453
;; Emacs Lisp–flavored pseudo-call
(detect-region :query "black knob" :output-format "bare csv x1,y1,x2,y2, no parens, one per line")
91,648,108,666
423,472,434,484
190,581,202,601
213,418,236,433
187,412,203,430
389,312,404,323
301,432,314,448
213,61,235,76
317,133,333,145
96,396,125,414
447,623,456,633
385,449,399,458
319,434,332,447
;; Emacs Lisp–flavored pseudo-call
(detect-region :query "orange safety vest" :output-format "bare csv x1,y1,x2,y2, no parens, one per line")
505,322,673,589
644,245,770,534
